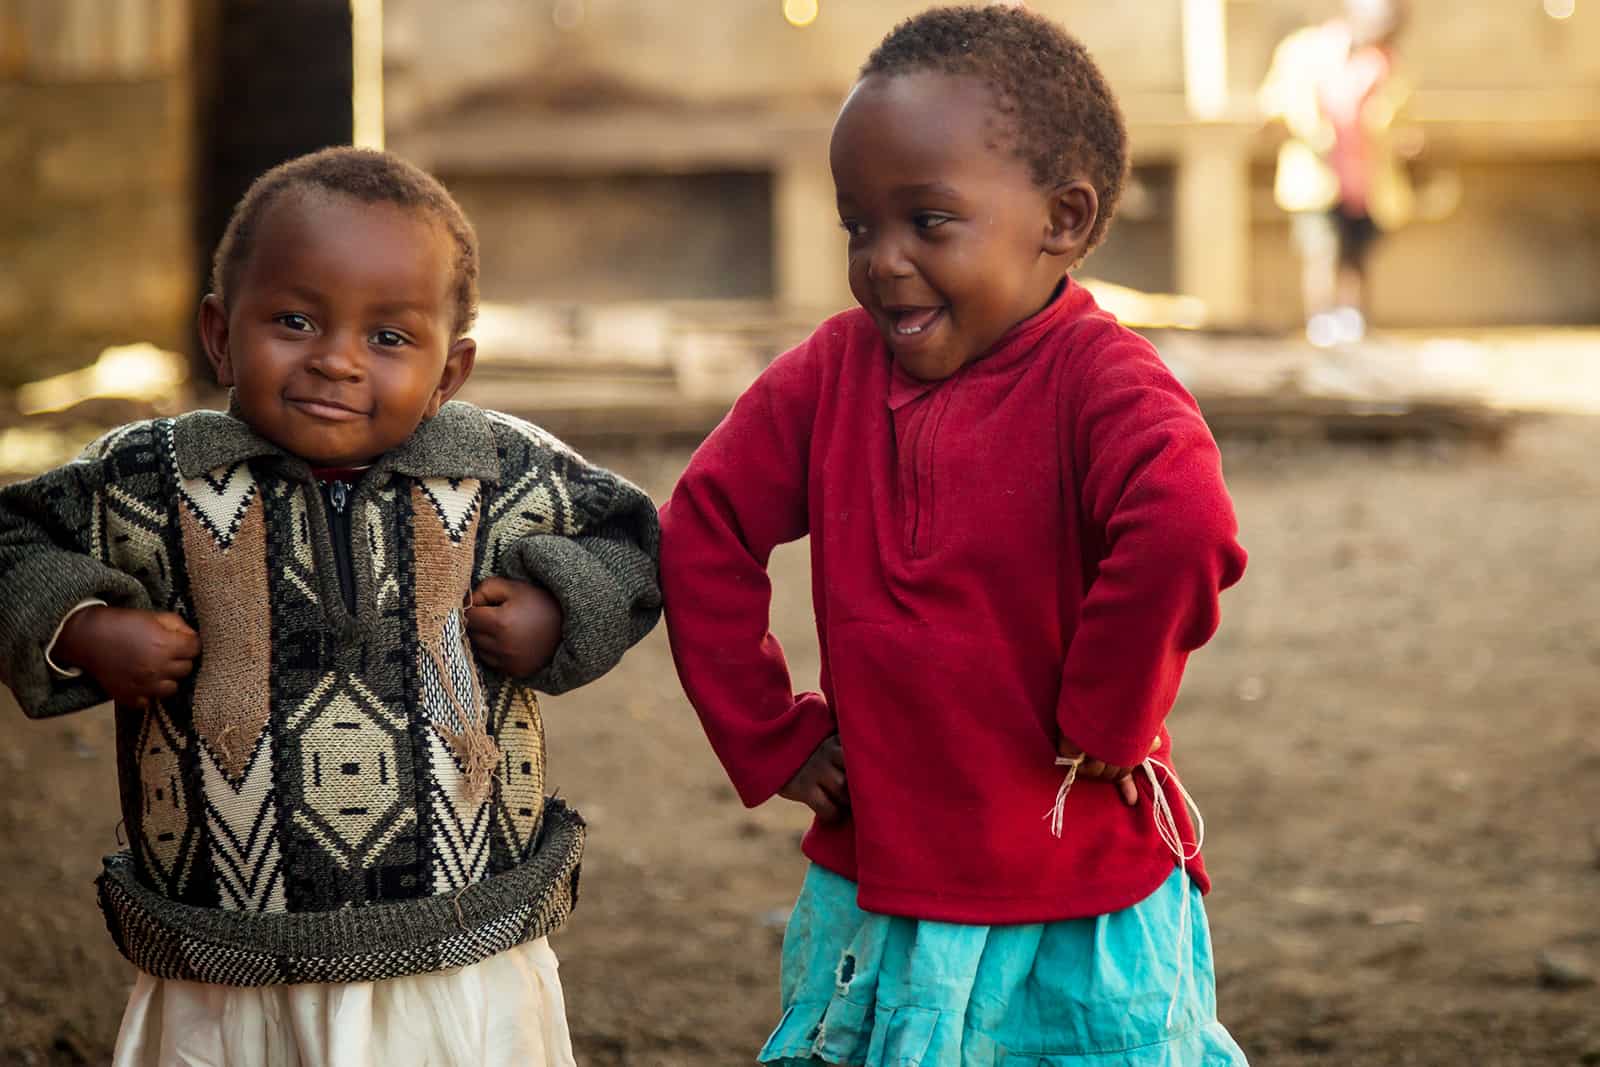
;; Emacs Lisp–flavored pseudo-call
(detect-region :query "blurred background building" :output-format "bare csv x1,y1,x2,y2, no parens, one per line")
385,0,1600,333
2,0,1597,387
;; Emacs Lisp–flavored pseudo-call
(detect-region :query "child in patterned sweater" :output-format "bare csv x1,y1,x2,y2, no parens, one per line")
0,147,660,1066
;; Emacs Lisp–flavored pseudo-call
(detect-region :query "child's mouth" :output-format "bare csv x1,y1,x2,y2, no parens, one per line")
889,307,943,336
290,397,366,421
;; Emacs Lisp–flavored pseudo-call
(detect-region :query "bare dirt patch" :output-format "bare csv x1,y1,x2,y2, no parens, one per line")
3,417,1597,1065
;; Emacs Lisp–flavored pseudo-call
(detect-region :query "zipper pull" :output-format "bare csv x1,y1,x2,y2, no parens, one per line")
330,480,348,513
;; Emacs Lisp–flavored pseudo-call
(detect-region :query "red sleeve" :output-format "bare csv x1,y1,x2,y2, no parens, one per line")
1056,337,1247,767
658,336,836,806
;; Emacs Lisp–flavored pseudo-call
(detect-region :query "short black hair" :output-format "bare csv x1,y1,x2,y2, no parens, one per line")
209,146,479,336
861,5,1128,258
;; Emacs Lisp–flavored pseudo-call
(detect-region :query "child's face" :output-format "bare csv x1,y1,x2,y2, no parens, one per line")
200,192,474,468
830,71,1089,381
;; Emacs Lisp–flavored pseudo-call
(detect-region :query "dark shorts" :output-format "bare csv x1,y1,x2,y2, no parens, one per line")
1332,207,1379,268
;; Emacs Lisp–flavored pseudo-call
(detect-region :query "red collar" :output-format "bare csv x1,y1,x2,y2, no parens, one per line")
310,466,371,483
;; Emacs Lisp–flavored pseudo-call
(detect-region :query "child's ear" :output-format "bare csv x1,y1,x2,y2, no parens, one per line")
427,336,477,417
1043,180,1099,259
198,294,235,386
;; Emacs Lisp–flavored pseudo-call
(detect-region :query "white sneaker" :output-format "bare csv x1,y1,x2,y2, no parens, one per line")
1306,312,1340,348
1331,306,1366,345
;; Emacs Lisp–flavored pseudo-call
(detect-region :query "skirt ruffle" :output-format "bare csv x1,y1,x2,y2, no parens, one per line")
760,866,1248,1066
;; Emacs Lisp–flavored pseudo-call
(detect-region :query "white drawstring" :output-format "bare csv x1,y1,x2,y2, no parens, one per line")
1141,757,1203,1029
1043,753,1206,1030
1044,753,1084,838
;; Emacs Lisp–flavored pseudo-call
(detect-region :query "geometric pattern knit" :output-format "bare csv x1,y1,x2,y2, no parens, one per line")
0,401,661,985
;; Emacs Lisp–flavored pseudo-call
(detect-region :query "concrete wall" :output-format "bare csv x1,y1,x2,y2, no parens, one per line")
383,0,1190,311
385,1,1600,124
0,0,195,387
383,0,1182,126
448,171,773,303
384,1,1600,326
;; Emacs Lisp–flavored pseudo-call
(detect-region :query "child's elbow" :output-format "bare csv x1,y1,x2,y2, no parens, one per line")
1190,510,1247,594
1172,514,1247,649
1205,518,1248,592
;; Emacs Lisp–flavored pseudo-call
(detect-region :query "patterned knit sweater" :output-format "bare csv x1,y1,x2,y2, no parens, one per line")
0,401,661,985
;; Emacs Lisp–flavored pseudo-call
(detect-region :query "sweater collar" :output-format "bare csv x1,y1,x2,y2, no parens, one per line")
884,277,1088,410
171,397,502,483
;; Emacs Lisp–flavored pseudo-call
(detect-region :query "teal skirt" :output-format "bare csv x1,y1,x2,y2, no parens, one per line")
761,865,1248,1066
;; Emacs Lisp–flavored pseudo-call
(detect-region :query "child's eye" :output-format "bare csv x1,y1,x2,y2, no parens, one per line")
371,329,408,348
275,313,314,332
914,214,952,231
839,220,867,238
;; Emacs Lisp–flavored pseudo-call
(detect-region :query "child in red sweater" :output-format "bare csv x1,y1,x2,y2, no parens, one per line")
660,7,1249,1064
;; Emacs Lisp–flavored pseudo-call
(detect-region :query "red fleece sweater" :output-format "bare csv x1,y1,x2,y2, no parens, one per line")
660,282,1247,923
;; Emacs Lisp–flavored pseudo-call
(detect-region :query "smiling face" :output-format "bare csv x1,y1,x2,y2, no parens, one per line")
200,191,475,467
830,71,1095,381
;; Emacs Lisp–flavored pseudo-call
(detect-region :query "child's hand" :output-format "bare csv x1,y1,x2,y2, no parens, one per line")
466,577,563,678
779,734,849,822
55,606,200,707
1057,734,1162,807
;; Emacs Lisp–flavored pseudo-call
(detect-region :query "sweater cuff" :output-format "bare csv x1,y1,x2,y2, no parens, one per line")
498,534,631,695
1056,704,1164,770
0,551,148,718
731,691,837,808
44,599,108,678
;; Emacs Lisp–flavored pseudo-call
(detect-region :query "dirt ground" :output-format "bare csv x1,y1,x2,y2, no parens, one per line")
2,415,1597,1066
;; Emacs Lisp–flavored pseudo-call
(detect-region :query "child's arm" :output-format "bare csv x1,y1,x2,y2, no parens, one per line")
1056,341,1248,769
52,605,199,707
659,343,832,809
478,419,662,694
0,427,163,717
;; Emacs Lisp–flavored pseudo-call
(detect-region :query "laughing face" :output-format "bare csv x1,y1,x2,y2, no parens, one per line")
200,191,475,468
830,71,1091,381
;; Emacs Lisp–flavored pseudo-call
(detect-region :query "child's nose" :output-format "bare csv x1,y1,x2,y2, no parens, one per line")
865,237,915,282
308,332,364,379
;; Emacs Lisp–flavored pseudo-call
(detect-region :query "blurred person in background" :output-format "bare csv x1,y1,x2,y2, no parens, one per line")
1260,0,1416,347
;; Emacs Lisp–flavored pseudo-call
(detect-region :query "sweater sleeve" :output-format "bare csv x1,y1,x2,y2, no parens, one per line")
1056,341,1247,767
486,431,663,696
0,426,156,718
659,340,834,807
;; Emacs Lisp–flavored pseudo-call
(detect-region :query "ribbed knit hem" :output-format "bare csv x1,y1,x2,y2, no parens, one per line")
96,799,585,987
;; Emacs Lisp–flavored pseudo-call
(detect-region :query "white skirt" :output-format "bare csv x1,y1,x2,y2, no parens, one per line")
112,937,576,1067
